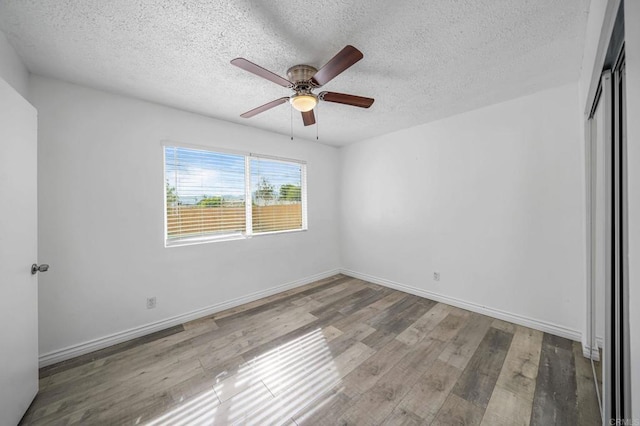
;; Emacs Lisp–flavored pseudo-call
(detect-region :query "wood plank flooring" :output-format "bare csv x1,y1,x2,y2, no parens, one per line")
20,275,600,425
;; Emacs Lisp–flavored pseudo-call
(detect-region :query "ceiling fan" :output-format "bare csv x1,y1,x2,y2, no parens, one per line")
231,45,374,126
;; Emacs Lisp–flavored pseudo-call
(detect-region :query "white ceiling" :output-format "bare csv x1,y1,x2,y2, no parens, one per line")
0,0,589,146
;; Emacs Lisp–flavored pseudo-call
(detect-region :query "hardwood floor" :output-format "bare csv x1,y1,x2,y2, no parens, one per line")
21,275,600,425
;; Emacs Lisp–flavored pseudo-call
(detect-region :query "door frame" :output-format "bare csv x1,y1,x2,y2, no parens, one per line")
585,70,613,422
612,45,631,422
583,0,631,421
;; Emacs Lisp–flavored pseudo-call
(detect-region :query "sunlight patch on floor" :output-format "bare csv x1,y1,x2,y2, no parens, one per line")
145,327,339,425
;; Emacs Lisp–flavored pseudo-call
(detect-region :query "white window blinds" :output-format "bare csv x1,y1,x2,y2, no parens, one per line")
250,156,306,234
165,146,246,243
164,145,306,246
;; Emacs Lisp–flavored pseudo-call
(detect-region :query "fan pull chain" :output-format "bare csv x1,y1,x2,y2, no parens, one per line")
316,104,319,141
290,104,294,141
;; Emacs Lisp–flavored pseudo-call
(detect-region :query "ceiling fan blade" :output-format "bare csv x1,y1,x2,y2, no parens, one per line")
240,97,289,118
311,45,363,87
320,92,374,108
301,110,316,126
231,58,292,88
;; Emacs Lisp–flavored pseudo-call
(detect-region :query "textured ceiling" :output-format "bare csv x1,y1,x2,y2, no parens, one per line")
0,0,589,146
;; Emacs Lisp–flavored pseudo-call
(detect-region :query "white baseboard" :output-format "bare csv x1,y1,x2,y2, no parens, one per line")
38,268,341,368
581,336,603,360
341,269,583,342
40,268,586,367
582,344,602,361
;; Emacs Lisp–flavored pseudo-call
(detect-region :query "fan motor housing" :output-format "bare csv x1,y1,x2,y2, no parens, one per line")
286,64,318,84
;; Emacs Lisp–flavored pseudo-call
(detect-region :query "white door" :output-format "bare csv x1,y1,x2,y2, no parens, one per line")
587,71,613,423
0,78,39,425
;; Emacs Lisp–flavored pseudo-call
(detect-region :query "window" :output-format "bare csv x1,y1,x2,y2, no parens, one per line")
164,145,307,246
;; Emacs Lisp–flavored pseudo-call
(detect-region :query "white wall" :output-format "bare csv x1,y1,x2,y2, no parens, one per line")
30,75,340,359
624,0,640,419
578,0,611,111
0,30,29,99
340,83,585,338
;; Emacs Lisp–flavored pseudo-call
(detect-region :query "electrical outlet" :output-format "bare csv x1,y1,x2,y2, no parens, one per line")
433,272,440,281
146,297,156,309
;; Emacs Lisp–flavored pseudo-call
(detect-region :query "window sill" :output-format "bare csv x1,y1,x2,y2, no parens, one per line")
164,228,307,248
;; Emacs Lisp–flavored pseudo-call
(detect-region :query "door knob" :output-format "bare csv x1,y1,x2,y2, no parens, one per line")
31,264,49,275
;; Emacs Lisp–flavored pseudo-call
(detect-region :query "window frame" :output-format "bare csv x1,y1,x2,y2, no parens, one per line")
162,141,307,247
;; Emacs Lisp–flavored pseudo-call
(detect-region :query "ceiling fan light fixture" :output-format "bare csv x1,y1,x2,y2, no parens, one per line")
290,94,317,112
